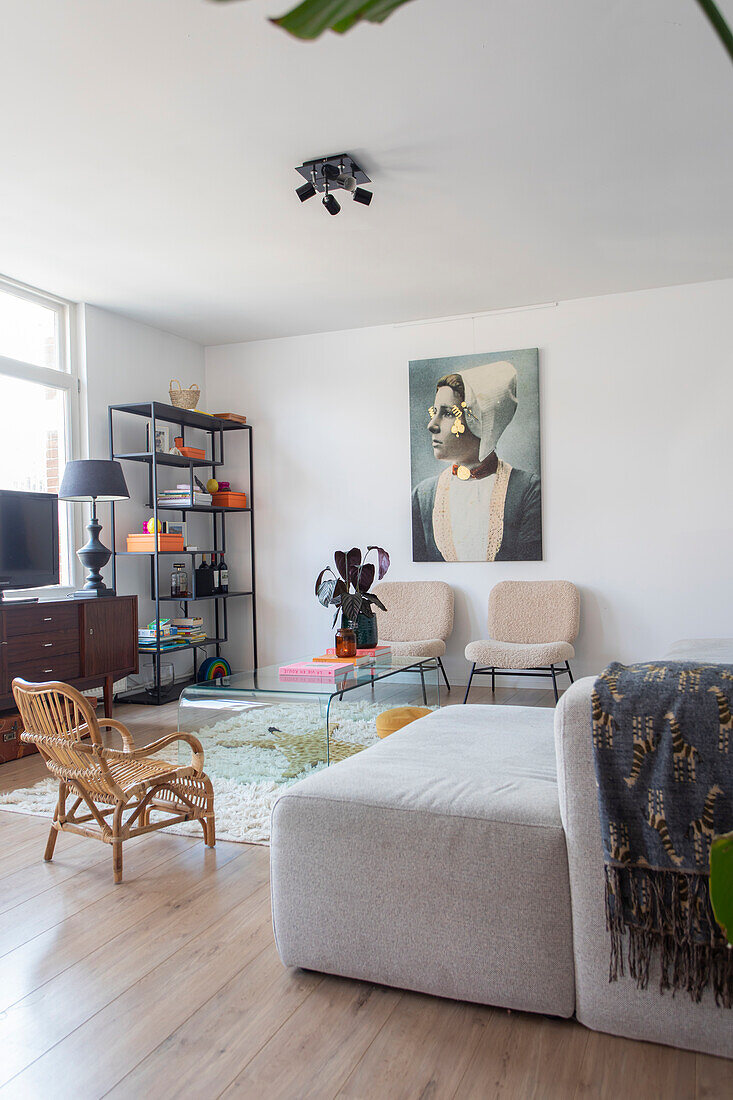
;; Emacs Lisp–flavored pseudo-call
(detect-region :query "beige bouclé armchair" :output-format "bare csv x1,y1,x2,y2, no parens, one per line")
372,580,454,691
464,580,580,703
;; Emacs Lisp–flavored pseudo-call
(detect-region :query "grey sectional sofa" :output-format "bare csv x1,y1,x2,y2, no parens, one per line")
270,662,732,1059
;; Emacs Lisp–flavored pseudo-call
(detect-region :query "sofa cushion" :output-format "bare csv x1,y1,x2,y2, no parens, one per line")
271,704,575,1017
465,638,574,668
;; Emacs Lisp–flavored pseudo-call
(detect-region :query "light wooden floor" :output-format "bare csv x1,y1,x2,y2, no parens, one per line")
0,686,729,1099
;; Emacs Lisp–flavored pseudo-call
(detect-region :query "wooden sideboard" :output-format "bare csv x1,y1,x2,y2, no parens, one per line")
0,595,138,740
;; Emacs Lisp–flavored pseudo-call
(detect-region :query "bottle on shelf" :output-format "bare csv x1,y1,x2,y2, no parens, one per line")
218,551,229,594
211,553,221,593
195,554,214,596
170,562,190,599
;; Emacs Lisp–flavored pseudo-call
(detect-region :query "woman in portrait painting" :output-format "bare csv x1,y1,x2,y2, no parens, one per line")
411,361,542,561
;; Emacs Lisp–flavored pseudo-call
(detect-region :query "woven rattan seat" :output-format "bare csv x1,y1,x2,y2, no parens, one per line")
12,678,216,883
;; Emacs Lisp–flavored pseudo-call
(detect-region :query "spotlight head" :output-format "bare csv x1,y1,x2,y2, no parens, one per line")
296,181,316,202
322,193,341,215
353,187,373,206
337,172,357,193
321,162,340,182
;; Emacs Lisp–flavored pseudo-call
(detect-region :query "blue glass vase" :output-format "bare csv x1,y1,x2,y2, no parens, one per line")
355,610,378,650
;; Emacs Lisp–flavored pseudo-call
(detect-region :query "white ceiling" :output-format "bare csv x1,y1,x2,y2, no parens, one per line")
1,0,732,345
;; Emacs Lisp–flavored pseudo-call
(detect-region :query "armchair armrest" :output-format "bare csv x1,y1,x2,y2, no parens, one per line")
98,718,137,752
101,732,205,775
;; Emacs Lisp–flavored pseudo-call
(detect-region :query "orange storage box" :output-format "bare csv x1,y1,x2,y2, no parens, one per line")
211,491,248,508
126,533,185,552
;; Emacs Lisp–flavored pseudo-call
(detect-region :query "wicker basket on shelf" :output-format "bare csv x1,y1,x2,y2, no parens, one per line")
169,379,201,410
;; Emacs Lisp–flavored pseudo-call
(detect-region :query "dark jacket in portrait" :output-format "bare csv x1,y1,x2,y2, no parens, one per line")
411,466,542,562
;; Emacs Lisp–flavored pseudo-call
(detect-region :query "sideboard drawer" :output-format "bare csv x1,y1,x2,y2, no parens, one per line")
8,654,81,684
4,603,78,638
8,629,78,662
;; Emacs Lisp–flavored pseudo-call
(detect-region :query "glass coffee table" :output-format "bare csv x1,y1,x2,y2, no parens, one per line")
178,656,440,787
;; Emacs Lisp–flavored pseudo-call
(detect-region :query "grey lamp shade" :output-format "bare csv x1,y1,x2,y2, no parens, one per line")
59,460,129,502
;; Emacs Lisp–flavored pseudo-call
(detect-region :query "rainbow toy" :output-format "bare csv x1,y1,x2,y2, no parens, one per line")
197,657,232,682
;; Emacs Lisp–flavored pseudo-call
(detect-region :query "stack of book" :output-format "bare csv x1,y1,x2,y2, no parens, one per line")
138,618,178,651
158,484,209,508
325,645,392,659
171,616,207,645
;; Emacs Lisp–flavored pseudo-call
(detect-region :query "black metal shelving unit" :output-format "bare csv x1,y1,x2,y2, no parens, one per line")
108,401,257,704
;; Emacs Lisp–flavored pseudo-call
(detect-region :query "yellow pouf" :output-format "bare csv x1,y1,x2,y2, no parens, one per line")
375,706,432,739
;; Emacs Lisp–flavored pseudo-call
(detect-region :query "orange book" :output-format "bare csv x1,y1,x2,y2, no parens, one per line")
312,653,371,665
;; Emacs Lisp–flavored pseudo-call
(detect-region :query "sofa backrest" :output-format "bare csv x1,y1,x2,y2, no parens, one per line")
488,580,579,643
373,581,454,643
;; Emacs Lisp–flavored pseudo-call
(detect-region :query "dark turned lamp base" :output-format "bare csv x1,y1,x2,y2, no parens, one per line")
74,513,116,599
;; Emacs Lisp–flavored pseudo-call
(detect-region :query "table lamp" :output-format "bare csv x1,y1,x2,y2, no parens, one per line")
59,460,129,598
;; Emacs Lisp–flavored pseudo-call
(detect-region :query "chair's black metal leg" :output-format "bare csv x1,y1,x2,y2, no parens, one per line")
437,657,451,692
566,660,574,683
463,663,476,704
491,667,495,694
419,664,427,705
550,664,559,703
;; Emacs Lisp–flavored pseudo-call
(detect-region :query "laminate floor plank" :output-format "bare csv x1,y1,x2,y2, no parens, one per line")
695,1053,733,1099
575,1029,697,1100
4,881,273,1100
452,1008,590,1100
106,939,322,1100
337,989,490,1100
0,821,158,916
219,975,402,1100
0,831,197,958
0,842,252,1087
0,835,234,1015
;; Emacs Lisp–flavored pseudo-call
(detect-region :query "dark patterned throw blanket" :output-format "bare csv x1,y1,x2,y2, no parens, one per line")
591,661,733,1006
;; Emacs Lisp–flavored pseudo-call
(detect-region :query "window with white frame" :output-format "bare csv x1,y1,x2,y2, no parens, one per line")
0,277,79,586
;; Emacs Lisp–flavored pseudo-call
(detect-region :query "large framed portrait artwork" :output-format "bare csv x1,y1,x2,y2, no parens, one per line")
409,349,542,562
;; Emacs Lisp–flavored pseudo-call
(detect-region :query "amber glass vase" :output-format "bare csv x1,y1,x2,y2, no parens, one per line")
335,626,357,658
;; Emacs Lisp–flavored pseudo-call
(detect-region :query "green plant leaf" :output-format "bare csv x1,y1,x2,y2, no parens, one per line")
710,831,733,945
271,0,413,39
360,0,415,24
271,0,368,39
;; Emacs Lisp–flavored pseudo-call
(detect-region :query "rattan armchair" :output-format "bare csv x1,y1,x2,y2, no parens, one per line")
12,678,215,883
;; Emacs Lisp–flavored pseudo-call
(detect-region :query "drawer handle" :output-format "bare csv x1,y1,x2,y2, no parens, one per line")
43,643,53,648
42,668,52,673
43,617,52,622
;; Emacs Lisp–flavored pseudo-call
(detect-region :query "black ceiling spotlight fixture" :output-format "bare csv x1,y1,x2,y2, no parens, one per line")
296,181,316,202
322,184,341,216
294,153,373,215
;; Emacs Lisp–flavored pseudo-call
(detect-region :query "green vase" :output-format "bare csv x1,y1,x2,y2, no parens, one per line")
355,610,378,649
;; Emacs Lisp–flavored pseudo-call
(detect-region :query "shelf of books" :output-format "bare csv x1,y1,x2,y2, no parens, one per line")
108,401,258,705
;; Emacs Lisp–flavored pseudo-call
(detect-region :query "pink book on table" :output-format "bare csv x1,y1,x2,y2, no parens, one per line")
278,661,353,680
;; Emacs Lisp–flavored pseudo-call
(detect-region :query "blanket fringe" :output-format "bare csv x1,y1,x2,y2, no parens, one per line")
605,865,733,1007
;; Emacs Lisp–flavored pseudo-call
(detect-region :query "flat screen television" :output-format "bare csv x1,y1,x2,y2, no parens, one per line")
0,489,60,593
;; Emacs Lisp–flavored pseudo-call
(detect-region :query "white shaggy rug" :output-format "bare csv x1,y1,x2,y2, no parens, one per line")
0,699,387,845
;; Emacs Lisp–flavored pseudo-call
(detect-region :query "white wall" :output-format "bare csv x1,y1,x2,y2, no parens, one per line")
81,304,207,682
205,279,733,685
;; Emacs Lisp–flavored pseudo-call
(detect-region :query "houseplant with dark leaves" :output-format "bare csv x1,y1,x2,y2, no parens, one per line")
315,546,390,648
